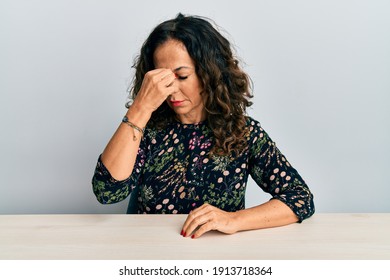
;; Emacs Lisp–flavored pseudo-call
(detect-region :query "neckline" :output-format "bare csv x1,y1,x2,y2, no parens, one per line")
173,119,208,129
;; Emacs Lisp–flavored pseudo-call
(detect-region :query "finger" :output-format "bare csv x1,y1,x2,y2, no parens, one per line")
182,206,215,237
144,69,172,85
155,69,175,82
163,73,177,87
143,68,166,81
154,75,176,96
181,204,211,233
191,221,215,239
157,85,179,103
185,212,212,237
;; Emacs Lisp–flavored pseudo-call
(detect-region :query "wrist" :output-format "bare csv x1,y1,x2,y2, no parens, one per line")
126,102,152,128
228,211,242,234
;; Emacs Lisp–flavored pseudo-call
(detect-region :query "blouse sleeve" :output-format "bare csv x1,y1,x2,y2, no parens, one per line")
248,122,315,221
91,141,146,205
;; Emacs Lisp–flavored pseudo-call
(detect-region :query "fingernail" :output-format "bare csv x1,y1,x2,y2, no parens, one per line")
180,230,184,236
191,234,195,239
183,232,186,237
174,73,178,78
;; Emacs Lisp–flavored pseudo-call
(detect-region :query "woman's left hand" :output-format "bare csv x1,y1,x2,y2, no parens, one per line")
181,203,238,239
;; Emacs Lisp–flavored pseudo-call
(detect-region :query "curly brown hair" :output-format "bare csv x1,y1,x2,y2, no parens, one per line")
128,13,253,156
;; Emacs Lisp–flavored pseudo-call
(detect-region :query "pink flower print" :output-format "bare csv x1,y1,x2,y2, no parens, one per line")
189,134,201,149
200,139,211,149
188,138,196,150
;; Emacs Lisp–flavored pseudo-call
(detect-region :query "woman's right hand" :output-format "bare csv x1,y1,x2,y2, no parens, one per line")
132,68,178,115
100,69,177,181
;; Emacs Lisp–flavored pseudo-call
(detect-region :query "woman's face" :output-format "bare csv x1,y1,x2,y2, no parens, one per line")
153,39,206,124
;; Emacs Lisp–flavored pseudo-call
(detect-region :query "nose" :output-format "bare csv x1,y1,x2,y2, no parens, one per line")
170,90,178,98
170,81,179,94
167,88,179,101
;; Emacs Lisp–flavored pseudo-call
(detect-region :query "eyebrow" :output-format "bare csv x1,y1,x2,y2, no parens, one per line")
173,66,192,72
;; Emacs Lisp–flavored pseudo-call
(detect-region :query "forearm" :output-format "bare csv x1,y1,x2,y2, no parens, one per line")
232,199,299,232
101,103,151,181
101,68,178,181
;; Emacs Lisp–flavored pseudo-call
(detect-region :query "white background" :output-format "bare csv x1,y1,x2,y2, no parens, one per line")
1,0,389,214
1,260,389,280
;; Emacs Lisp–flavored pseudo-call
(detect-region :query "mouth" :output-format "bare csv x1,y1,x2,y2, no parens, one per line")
170,100,185,107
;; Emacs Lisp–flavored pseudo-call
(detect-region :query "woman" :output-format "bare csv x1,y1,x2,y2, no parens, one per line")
92,13,314,239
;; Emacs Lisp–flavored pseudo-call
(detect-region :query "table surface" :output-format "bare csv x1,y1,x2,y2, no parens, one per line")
0,213,389,260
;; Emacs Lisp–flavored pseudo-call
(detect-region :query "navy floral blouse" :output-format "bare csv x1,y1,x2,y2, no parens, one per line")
92,117,314,221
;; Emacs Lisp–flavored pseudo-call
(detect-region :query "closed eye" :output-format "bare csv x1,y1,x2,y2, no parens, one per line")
177,76,188,80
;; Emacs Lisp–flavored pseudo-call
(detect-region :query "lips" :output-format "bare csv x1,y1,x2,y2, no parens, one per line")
170,100,185,107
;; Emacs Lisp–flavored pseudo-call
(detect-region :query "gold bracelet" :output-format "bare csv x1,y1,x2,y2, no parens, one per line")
122,116,144,141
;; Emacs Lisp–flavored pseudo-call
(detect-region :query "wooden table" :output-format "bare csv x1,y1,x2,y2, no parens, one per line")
0,213,389,259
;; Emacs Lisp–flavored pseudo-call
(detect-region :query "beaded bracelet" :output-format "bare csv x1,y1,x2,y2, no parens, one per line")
122,116,144,141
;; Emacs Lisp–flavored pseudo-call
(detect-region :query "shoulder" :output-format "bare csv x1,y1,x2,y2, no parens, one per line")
244,116,271,151
245,116,261,128
245,116,265,137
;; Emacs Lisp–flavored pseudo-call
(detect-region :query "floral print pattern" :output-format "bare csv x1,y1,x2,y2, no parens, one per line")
92,117,314,221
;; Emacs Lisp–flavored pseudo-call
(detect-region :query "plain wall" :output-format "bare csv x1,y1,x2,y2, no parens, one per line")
1,0,389,214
